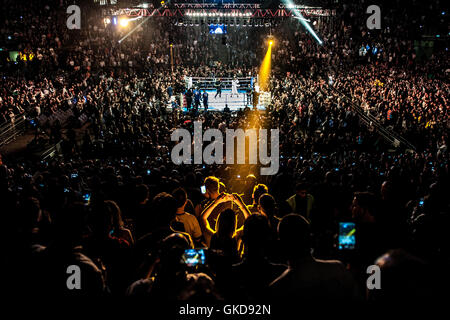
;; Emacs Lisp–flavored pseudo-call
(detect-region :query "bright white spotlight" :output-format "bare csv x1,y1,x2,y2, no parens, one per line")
104,18,111,25
119,18,129,27
283,0,322,45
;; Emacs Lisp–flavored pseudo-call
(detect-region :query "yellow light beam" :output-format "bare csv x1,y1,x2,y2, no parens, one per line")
258,42,272,92
347,228,356,237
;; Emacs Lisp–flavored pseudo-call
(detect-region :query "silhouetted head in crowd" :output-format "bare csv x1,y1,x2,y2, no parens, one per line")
135,184,149,205
424,182,446,216
352,192,377,223
245,174,257,193
258,193,277,220
178,273,222,301
0,164,9,182
278,214,312,261
91,200,124,237
157,232,193,278
368,249,434,301
295,182,308,199
324,170,338,184
381,181,393,201
204,176,220,200
215,208,237,240
20,197,43,232
242,214,271,259
152,192,178,228
172,187,188,210
252,184,268,205
184,172,196,187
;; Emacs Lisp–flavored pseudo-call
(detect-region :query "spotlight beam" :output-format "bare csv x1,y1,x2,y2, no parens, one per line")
118,1,168,44
259,43,272,91
118,16,150,44
292,16,310,22
283,0,323,45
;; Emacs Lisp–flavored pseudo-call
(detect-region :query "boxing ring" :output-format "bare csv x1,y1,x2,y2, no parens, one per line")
180,76,266,111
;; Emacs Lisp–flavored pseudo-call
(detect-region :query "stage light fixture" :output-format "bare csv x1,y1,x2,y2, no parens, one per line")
119,18,129,27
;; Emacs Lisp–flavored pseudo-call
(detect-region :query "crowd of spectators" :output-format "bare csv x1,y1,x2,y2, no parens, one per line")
0,0,448,301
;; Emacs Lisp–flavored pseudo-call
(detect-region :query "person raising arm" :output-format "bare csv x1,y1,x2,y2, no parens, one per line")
201,193,251,246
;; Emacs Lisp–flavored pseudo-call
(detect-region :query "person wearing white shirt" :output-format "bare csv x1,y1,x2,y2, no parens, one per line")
173,188,203,245
231,77,239,97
